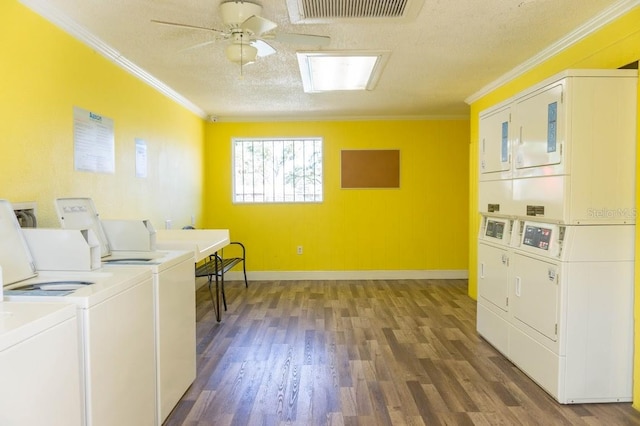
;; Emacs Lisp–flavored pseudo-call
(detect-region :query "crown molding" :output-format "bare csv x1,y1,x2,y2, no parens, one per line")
208,114,470,123
19,0,207,118
465,0,640,105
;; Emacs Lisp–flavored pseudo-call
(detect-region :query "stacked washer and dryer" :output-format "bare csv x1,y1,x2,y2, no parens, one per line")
477,69,637,403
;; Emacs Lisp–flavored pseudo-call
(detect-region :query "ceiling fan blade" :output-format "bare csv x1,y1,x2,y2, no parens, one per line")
151,19,226,34
241,15,277,36
270,32,331,47
180,39,218,52
251,39,276,57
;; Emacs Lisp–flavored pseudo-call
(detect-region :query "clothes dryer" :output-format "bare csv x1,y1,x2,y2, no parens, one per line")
0,200,156,426
476,215,515,354
508,220,634,403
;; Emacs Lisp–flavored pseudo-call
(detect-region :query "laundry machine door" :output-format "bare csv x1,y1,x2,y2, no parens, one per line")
513,82,564,173
479,103,512,178
478,242,509,312
511,252,559,343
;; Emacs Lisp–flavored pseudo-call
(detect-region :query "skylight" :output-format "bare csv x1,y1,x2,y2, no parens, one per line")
297,51,390,93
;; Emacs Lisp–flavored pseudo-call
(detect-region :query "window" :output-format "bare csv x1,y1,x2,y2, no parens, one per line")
233,138,323,203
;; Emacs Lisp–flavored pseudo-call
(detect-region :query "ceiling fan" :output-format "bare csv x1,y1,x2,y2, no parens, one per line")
152,1,331,67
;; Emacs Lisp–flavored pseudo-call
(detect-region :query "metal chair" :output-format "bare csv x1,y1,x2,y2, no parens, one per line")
194,241,247,322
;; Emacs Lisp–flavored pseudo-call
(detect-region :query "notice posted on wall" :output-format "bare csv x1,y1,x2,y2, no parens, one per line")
73,106,115,173
135,138,147,178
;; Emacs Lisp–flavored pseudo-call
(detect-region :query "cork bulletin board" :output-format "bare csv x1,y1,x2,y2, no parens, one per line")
341,149,400,188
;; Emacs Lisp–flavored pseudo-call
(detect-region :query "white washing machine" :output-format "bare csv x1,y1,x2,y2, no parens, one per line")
103,249,195,425
55,197,196,424
0,265,82,425
0,200,156,426
508,220,634,403
476,215,515,355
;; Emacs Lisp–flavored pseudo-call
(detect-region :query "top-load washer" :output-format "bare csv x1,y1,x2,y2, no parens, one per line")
0,200,156,426
0,265,83,426
55,197,196,424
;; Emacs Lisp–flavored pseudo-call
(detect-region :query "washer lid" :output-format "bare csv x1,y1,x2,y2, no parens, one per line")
0,200,37,285
55,197,111,258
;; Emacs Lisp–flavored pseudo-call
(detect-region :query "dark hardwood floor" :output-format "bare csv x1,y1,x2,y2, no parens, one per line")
164,279,640,425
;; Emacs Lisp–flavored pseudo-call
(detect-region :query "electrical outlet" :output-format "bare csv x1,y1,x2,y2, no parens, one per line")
297,245,303,255
191,215,195,226
165,219,172,230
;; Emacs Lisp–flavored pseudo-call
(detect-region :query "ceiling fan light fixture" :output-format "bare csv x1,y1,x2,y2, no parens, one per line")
226,43,258,65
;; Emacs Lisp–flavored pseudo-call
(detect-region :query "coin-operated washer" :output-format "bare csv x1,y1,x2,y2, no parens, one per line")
55,197,196,424
508,220,634,403
0,266,82,426
0,200,156,426
476,215,516,355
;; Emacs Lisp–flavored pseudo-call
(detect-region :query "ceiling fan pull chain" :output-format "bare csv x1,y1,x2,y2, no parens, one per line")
240,33,244,77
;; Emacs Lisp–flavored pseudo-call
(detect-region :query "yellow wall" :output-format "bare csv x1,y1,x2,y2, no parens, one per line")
17,0,640,405
203,120,469,272
467,7,640,406
1,1,204,227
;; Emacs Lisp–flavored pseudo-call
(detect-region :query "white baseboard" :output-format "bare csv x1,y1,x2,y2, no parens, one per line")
222,269,468,281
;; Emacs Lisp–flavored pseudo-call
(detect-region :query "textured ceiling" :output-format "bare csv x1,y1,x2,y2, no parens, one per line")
20,0,630,120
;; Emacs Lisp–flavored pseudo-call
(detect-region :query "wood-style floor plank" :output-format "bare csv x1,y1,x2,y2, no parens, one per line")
164,279,640,425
